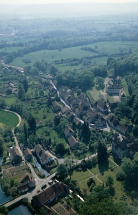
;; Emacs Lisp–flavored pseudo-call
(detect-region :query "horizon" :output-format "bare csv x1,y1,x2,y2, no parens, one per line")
1,0,138,4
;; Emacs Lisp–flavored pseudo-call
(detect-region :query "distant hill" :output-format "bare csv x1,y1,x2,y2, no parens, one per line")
0,3,138,18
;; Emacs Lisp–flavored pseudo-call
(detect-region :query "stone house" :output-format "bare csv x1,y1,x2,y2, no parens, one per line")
24,148,32,161
52,101,61,112
68,135,78,150
33,182,69,207
17,172,36,194
34,144,53,165
97,99,108,113
9,147,22,164
108,76,122,95
64,126,75,139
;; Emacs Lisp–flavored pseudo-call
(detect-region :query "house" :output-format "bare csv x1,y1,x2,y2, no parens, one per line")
34,144,53,165
66,112,74,122
59,86,71,102
24,148,32,161
97,99,108,113
33,182,69,207
17,172,36,194
73,117,81,127
108,76,122,95
107,114,119,128
64,126,75,139
9,147,22,164
95,115,106,127
120,90,126,101
52,101,61,112
68,135,78,150
86,111,98,124
112,134,129,159
61,106,70,115
6,81,18,95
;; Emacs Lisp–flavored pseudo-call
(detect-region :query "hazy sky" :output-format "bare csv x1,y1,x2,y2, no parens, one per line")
0,0,138,4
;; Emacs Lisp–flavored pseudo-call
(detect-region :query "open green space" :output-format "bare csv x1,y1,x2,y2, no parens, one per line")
4,96,17,106
71,169,92,182
108,95,114,103
88,159,115,176
0,110,18,127
11,46,95,67
97,166,132,203
89,86,102,101
122,77,129,96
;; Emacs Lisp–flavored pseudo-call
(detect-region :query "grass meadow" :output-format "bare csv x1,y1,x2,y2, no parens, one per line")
0,110,19,127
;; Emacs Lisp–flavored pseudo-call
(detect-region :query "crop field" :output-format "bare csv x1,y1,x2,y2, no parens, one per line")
11,46,96,67
0,110,18,127
10,40,138,68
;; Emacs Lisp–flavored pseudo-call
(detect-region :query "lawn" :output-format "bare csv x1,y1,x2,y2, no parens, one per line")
108,95,114,103
4,96,17,106
97,166,132,203
89,86,102,101
0,110,19,127
71,169,92,182
122,78,129,96
88,159,115,176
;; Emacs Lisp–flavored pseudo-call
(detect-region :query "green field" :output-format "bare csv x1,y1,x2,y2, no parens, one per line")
11,46,96,67
0,110,19,127
88,86,102,101
122,78,129,96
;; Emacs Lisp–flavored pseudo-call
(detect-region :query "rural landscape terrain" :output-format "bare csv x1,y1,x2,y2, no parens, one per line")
0,2,138,215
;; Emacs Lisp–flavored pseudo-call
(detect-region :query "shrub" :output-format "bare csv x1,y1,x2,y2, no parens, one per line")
116,172,125,181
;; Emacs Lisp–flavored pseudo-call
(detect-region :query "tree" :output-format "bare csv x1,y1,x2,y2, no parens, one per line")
23,122,28,141
54,115,60,126
0,137,4,153
0,206,8,215
55,143,65,156
39,207,46,215
106,176,114,188
50,65,58,75
81,122,91,143
87,178,95,187
0,98,6,108
18,84,25,100
31,67,39,76
56,164,67,180
97,141,108,163
22,79,28,92
39,89,44,97
27,115,36,133
79,196,126,215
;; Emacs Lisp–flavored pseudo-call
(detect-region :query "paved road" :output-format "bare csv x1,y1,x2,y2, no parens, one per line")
4,172,56,207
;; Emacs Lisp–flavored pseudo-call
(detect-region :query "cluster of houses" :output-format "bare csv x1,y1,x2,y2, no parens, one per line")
107,114,133,135
6,81,18,95
17,172,36,194
9,147,22,164
33,181,69,207
64,126,78,150
58,86,107,127
112,133,138,160
107,76,126,101
34,144,53,167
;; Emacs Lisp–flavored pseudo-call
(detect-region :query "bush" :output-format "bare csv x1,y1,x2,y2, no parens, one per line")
87,178,95,187
116,172,125,181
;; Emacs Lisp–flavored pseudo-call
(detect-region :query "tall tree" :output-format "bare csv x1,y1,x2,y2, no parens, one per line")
23,122,28,142
81,122,91,143
56,164,67,180
97,141,108,163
